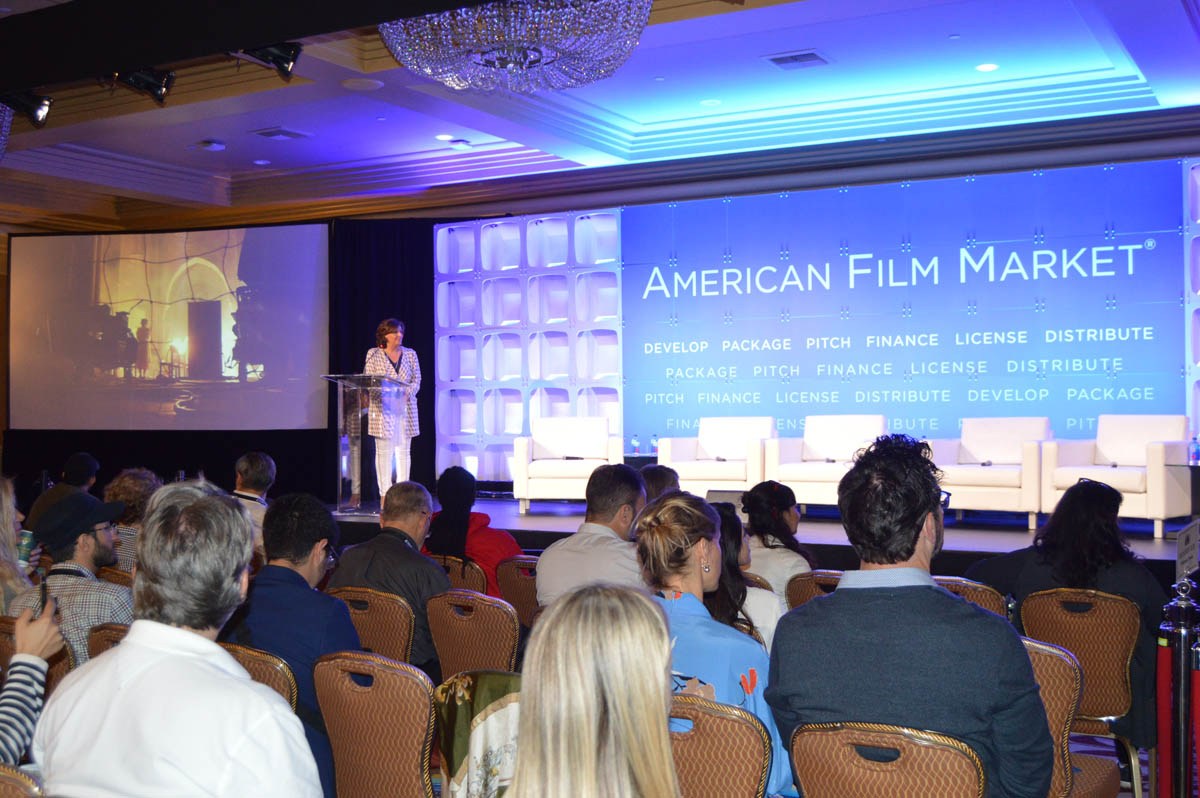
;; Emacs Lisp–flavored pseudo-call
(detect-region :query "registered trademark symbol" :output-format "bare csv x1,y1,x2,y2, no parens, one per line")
1145,238,1156,249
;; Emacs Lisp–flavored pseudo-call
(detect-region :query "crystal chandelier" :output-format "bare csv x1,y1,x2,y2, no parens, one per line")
0,104,11,163
379,0,652,93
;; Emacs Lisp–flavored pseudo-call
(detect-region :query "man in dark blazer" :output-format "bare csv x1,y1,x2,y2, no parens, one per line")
765,434,1052,798
327,481,449,683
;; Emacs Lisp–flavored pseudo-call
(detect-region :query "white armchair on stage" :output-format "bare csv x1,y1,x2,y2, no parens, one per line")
1040,414,1190,538
764,415,888,509
658,417,776,497
926,417,1050,531
512,416,623,514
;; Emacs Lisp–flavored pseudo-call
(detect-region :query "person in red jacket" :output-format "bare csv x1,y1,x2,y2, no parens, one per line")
423,466,521,597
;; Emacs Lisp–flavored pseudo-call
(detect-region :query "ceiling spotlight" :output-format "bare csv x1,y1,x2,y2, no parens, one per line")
0,92,53,126
435,134,455,141
253,159,271,166
113,68,176,103
975,63,998,72
242,42,303,80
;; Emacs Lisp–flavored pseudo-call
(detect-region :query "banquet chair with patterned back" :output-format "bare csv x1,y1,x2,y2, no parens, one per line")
669,694,771,798
427,590,519,679
0,616,73,698
742,571,773,593
495,555,539,628
428,554,488,594
1022,638,1119,798
218,642,298,711
933,576,1008,617
327,586,415,663
0,764,42,797
1020,588,1144,798
786,569,843,609
315,651,436,798
87,622,130,660
96,567,133,589
790,722,985,798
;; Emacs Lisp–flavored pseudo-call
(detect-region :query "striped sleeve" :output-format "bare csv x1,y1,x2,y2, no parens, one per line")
0,654,46,765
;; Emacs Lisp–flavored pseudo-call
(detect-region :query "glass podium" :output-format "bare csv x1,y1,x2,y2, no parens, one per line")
321,373,406,512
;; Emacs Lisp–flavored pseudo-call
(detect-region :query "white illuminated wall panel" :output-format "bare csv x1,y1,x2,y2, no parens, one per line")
434,210,623,480
1187,160,1200,433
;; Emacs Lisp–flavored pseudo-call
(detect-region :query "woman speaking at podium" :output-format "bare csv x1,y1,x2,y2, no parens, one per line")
364,318,421,501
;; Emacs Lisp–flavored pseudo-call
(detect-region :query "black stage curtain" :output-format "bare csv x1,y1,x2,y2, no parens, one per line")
3,217,452,510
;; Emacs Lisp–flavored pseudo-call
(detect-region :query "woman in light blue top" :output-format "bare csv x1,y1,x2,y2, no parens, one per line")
635,492,794,796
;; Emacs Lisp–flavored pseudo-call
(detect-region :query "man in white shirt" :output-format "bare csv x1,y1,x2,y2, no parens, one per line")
33,481,320,798
535,464,647,605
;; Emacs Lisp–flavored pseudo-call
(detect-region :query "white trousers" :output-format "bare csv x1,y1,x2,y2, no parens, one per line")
374,435,411,501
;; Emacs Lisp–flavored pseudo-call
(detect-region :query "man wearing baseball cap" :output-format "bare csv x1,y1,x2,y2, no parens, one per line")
7,492,132,665
25,452,100,530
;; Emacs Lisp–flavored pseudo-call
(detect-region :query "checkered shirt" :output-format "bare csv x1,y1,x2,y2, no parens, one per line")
8,563,134,666
364,346,420,439
115,526,139,573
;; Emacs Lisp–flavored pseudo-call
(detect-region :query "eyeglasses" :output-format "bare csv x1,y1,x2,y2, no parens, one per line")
940,491,952,510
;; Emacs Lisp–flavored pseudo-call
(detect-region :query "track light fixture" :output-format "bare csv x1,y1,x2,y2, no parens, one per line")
0,91,53,126
113,68,175,104
240,42,303,80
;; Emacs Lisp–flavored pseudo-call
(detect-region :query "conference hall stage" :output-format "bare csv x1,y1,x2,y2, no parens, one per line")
334,498,1184,592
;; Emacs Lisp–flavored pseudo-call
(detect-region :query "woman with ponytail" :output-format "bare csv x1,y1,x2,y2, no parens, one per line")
636,493,793,796
423,466,521,597
741,481,814,598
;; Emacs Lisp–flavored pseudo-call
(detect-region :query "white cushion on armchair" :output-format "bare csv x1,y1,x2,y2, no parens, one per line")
512,416,622,513
660,417,776,495
765,415,888,508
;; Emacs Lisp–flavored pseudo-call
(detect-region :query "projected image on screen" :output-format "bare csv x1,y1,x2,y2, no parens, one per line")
9,224,329,430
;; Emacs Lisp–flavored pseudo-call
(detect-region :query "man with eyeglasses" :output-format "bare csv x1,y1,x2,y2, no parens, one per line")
765,434,1052,798
221,493,359,798
328,481,449,683
8,492,131,665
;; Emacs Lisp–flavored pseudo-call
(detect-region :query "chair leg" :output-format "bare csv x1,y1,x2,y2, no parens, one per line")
1120,738,1142,798
519,499,529,515
956,510,963,522
1153,519,1163,539
1027,512,1037,531
1147,748,1155,798
799,504,806,517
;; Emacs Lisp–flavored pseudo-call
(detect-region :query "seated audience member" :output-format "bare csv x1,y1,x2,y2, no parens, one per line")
707,502,786,654
0,478,32,613
33,480,320,797
329,481,449,683
233,452,276,557
423,466,521,597
223,493,361,798
741,481,814,597
640,464,679,502
0,606,64,765
26,452,99,530
966,478,1166,752
9,492,131,665
766,435,1052,798
637,492,793,796
508,585,679,798
536,464,646,606
103,467,163,573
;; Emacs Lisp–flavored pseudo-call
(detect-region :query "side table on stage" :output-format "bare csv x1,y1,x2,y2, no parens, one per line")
322,373,406,513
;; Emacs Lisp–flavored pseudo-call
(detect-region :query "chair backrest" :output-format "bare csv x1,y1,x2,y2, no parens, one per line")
0,764,42,797
1022,638,1082,798
315,651,435,798
697,416,776,461
433,670,521,795
427,589,519,679
742,571,773,593
427,554,488,593
495,555,539,627
786,569,842,609
0,616,73,697
328,586,415,664
96,567,133,588
1020,588,1140,720
670,694,771,798
87,622,130,660
218,642,299,711
1095,414,1188,466
790,722,986,798
801,415,887,462
959,417,1051,465
530,416,610,460
933,576,1008,617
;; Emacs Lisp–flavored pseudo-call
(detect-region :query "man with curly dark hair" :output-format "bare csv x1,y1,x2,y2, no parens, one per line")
766,434,1052,798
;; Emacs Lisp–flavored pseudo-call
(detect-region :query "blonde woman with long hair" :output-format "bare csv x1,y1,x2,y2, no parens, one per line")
508,585,680,798
0,478,32,613
636,492,794,796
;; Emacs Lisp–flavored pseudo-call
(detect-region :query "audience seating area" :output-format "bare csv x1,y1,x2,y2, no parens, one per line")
511,416,622,514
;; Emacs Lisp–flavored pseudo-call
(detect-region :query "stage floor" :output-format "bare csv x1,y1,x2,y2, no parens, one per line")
334,498,1183,589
